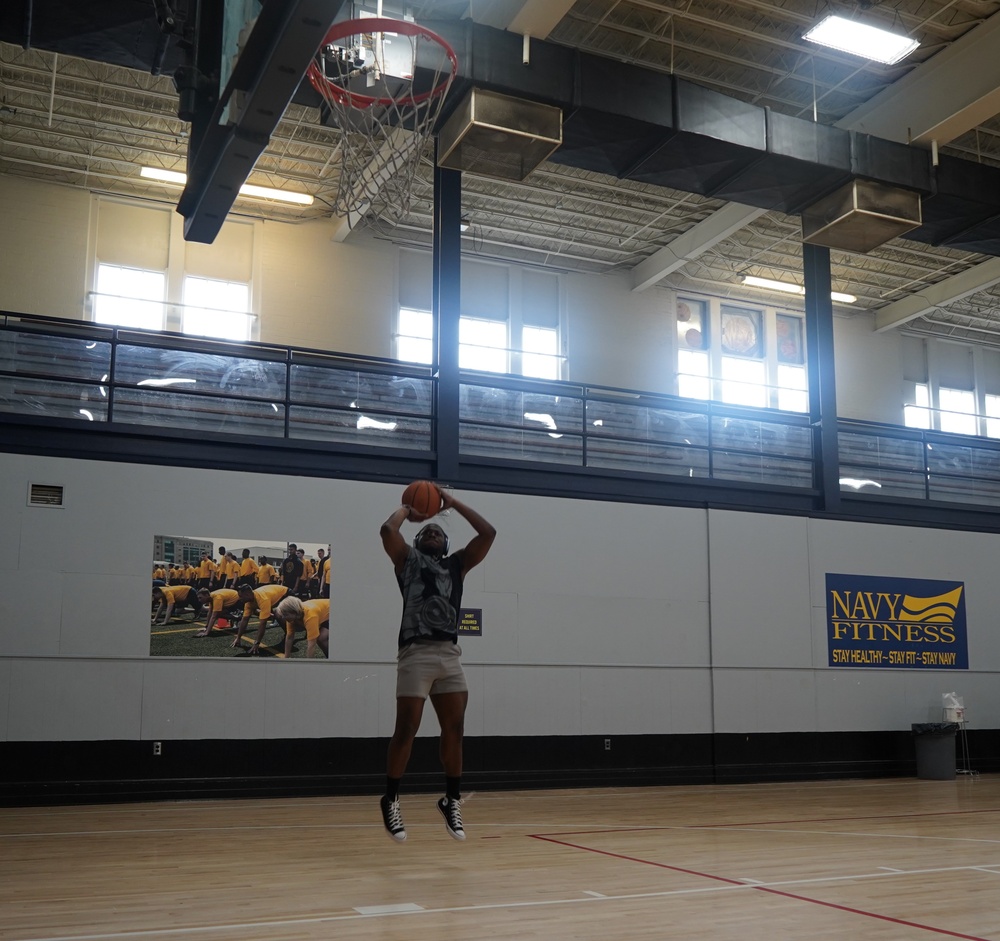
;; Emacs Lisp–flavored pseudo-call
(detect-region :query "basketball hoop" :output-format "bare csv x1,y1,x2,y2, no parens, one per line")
306,17,459,229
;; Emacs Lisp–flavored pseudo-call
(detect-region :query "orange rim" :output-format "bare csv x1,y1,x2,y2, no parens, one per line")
306,17,458,110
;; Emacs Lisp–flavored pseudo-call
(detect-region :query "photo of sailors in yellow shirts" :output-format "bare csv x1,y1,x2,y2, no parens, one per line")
150,536,330,658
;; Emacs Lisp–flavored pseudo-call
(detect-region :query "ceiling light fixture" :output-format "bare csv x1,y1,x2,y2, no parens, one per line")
139,167,314,206
742,275,857,304
460,217,471,232
803,14,919,65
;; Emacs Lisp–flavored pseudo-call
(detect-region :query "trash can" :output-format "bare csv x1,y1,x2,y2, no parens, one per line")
911,723,960,780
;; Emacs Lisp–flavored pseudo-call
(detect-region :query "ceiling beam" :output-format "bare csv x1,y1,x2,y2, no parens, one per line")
472,1,577,38
874,257,1000,333
178,0,347,243
631,204,767,292
632,10,1000,302
836,11,1000,146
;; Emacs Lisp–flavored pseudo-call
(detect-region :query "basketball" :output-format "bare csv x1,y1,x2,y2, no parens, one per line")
402,480,442,519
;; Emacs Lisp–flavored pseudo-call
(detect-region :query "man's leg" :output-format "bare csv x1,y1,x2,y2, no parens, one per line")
381,697,425,842
387,696,425,778
430,690,469,840
430,690,468,778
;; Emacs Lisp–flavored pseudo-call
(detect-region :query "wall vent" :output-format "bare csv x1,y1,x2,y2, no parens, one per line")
28,483,64,507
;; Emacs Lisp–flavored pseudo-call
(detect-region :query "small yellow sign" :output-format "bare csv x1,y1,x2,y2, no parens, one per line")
458,607,482,636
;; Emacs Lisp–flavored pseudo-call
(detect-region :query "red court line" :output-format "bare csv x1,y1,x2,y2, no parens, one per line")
528,833,992,941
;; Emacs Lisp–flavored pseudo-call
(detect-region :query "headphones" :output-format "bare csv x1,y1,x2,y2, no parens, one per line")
414,524,449,555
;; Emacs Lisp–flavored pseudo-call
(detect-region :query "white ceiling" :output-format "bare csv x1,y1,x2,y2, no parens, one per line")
5,0,1000,344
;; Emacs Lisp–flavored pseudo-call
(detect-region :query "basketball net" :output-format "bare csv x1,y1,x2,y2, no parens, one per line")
306,18,458,230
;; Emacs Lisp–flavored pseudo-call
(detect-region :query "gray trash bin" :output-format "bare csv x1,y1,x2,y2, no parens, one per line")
911,722,959,780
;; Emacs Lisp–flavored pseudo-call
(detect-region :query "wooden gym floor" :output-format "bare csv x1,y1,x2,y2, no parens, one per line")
2,776,998,941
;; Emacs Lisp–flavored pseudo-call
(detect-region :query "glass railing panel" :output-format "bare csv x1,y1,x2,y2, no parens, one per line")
459,384,584,433
290,364,433,416
838,431,924,472
926,442,975,476
459,423,583,465
839,463,927,499
586,438,711,477
0,375,109,421
970,445,1000,477
711,415,812,459
113,345,287,401
929,475,1000,506
586,400,710,447
648,406,710,447
712,450,814,488
112,388,286,436
288,405,432,450
0,329,112,381
459,385,523,425
521,391,584,433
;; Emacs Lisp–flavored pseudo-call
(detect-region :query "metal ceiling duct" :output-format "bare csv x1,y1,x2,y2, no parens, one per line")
801,179,923,253
436,87,563,182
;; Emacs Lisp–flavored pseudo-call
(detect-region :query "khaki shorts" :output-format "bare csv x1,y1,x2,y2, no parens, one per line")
396,640,467,699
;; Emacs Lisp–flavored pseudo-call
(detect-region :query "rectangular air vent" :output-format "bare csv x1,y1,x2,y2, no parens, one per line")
28,483,64,507
801,179,922,253
437,87,563,182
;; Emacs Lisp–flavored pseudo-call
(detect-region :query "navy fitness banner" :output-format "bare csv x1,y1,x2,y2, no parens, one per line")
826,574,968,669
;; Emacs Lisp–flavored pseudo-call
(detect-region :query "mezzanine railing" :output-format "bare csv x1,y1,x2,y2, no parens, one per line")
5,312,1000,510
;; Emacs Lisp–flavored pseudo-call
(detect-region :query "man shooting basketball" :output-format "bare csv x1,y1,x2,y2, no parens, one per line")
378,488,496,843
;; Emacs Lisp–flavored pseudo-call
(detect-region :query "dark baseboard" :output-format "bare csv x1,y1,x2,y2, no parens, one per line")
1,730,995,806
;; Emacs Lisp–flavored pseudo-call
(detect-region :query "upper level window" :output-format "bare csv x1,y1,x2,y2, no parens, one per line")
904,383,931,429
397,308,562,378
93,264,165,331
521,325,560,380
906,382,990,436
937,387,977,436
459,317,507,373
677,296,806,412
91,197,256,340
398,308,433,364
986,393,1000,438
182,276,252,342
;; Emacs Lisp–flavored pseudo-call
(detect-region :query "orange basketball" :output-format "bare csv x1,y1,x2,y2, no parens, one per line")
402,480,442,519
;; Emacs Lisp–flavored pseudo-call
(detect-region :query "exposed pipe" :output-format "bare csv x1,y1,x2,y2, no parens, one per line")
47,52,57,126
23,0,33,49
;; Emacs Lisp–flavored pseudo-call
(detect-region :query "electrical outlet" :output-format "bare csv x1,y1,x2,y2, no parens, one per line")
153,741,162,756
604,738,611,751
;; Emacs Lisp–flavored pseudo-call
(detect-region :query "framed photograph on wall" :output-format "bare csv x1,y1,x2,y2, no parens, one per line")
721,306,763,358
776,314,805,365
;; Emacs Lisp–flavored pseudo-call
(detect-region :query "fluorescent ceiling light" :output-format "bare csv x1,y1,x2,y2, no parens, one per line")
743,275,802,295
140,167,314,206
742,275,857,304
803,14,919,65
239,183,314,206
140,167,187,185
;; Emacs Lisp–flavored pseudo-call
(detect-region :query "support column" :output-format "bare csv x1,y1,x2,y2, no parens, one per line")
433,150,462,481
803,243,841,512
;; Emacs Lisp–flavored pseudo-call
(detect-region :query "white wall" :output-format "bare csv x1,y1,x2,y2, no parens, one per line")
2,452,997,743
0,173,906,424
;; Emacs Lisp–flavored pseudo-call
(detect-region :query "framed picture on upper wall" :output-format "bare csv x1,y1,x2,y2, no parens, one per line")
721,306,763,358
677,297,708,350
776,314,805,365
